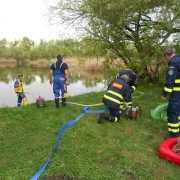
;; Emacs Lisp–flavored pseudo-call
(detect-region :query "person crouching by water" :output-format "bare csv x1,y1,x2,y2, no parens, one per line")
14,74,28,106
98,74,132,123
49,54,70,108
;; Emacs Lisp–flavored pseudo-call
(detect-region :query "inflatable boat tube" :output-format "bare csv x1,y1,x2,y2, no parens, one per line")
159,137,180,165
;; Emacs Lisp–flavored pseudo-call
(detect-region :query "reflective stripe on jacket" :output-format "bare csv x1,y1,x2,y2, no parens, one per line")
162,55,180,97
103,78,132,109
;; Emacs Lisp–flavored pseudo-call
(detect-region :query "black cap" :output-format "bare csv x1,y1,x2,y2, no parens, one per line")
129,72,136,80
57,54,62,61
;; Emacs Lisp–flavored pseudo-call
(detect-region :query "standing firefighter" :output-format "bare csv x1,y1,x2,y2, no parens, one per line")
14,74,28,106
162,47,180,139
49,54,70,108
98,74,132,123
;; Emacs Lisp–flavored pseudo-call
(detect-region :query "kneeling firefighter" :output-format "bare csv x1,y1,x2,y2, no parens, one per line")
14,74,28,106
49,54,70,108
98,74,132,123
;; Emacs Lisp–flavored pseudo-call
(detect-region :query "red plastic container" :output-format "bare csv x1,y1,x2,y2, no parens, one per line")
159,137,180,165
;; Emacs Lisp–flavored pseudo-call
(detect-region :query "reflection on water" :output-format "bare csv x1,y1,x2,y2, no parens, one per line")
0,64,106,107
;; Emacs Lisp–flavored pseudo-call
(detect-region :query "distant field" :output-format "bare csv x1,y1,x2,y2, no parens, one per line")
0,57,104,70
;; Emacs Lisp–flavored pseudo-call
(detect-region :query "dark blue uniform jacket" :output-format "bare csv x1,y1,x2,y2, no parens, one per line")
162,55,180,97
103,78,132,109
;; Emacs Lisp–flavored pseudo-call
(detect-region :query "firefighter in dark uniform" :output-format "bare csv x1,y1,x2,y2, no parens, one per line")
14,74,28,106
116,69,138,93
49,55,70,108
98,74,132,123
162,47,180,139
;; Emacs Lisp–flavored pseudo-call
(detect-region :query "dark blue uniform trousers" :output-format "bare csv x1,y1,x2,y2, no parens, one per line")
167,96,180,137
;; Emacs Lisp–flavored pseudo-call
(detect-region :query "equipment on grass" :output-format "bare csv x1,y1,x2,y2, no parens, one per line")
151,102,168,122
125,105,141,119
159,137,180,166
30,106,109,180
36,96,45,108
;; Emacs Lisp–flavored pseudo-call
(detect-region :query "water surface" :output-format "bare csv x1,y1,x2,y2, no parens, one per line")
0,63,105,107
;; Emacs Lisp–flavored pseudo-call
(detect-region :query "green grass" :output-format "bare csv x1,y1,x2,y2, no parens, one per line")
0,84,179,180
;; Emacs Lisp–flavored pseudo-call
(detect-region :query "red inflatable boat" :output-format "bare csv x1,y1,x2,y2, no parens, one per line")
159,137,180,165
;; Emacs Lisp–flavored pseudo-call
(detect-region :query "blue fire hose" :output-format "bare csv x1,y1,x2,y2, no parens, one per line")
30,106,109,180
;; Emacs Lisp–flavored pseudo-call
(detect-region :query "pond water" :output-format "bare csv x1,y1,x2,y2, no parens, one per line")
0,63,106,107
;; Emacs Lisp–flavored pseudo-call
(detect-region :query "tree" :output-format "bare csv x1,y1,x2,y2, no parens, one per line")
0,39,8,58
48,0,180,82
6,37,35,65
75,36,107,68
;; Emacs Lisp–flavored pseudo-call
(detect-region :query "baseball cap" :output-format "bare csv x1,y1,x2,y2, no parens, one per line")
17,74,23,77
129,71,136,80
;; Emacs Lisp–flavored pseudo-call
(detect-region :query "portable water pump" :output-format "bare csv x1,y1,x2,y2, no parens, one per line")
125,105,141,119
36,96,45,108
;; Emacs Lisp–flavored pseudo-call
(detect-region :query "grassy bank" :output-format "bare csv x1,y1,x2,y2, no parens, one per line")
0,84,179,180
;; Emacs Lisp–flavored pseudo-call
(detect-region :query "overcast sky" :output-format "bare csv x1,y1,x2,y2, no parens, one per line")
0,0,71,43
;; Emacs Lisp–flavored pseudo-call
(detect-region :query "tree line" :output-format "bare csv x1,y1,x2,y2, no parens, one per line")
1,0,180,83
46,0,180,83
0,37,104,61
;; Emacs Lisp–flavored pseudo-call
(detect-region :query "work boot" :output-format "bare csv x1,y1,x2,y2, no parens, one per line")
98,113,103,124
98,113,116,123
103,113,115,122
55,98,59,108
62,98,67,107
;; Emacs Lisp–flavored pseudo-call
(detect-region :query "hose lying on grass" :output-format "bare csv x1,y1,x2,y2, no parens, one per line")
151,102,168,122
